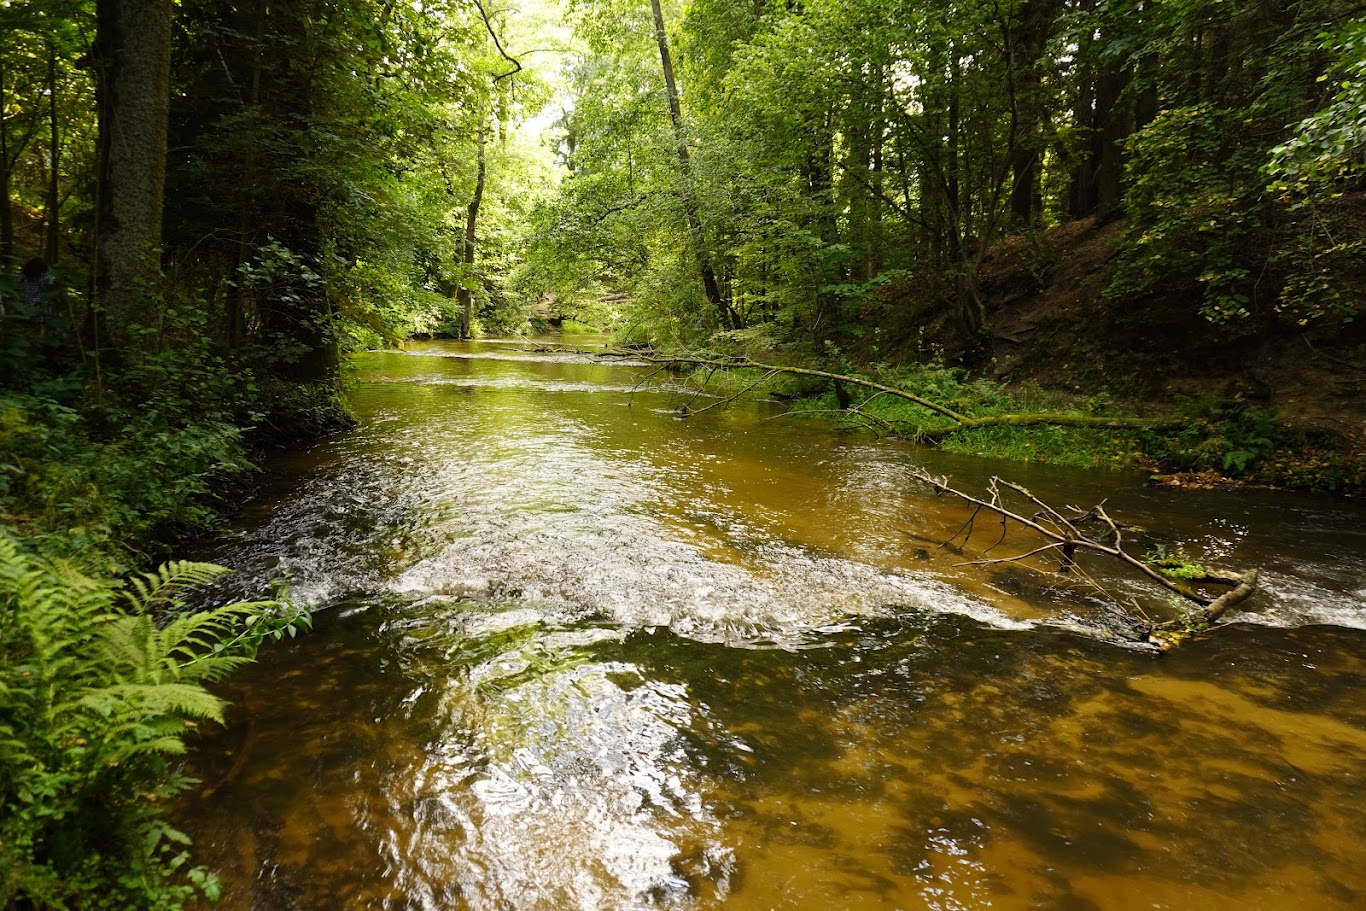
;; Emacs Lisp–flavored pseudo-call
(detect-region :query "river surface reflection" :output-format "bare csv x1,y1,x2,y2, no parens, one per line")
180,339,1366,910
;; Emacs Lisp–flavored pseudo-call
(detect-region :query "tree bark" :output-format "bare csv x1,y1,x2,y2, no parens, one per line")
649,0,737,329
1,57,13,268
457,124,486,339
1094,64,1129,220
1068,0,1098,217
94,0,173,332
1007,1,1061,227
228,0,268,349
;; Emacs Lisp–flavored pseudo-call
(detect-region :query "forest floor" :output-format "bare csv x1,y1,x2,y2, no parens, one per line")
861,217,1365,489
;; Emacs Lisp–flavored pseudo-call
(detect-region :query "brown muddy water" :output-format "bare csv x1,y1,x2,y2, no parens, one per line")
180,339,1366,910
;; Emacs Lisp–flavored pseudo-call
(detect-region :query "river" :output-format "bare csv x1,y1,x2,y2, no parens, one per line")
180,339,1366,910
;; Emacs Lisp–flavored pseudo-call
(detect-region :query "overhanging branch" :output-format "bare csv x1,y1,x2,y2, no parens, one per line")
473,0,522,83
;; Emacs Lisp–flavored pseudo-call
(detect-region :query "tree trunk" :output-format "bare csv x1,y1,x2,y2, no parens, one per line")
94,0,173,333
1008,1,1060,227
0,57,12,268
1069,69,1097,217
868,83,884,279
1068,0,1098,217
649,0,737,329
946,55,961,257
1009,124,1038,227
1094,64,1129,220
228,0,268,349
44,39,60,265
458,124,486,339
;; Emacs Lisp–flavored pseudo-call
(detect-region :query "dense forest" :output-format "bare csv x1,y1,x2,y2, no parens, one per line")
1,0,1363,906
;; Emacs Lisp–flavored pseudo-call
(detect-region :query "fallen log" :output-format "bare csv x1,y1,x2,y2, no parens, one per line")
627,353,1186,438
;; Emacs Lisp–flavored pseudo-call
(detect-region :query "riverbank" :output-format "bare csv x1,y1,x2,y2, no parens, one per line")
0,328,330,910
645,215,1363,494
784,365,1362,494
858,217,1363,492
650,350,1359,494
0,332,352,570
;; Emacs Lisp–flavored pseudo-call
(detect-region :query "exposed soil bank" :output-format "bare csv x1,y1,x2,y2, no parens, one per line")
864,217,1365,490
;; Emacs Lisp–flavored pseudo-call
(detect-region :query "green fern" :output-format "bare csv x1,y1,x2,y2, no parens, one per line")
0,531,310,910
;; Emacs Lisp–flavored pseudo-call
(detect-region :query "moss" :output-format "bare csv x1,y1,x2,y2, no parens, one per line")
677,359,1360,490
1144,547,1208,581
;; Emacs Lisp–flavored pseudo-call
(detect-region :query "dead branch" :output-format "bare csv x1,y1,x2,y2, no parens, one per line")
911,469,1260,650
683,369,779,417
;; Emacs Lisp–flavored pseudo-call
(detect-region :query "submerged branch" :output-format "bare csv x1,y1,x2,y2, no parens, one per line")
911,469,1260,650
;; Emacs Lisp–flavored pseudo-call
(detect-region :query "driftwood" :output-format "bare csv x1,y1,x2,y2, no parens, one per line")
623,353,1185,440
910,469,1259,650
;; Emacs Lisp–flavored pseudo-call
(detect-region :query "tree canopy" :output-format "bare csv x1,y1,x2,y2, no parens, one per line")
2,0,1359,359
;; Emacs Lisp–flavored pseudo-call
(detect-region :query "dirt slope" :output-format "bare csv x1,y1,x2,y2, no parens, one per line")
874,218,1366,441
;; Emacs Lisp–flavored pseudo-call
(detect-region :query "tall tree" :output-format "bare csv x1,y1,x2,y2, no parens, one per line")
457,123,487,338
649,0,736,328
93,0,172,331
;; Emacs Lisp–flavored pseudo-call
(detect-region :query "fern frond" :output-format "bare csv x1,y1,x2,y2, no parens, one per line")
123,561,230,615
83,682,228,726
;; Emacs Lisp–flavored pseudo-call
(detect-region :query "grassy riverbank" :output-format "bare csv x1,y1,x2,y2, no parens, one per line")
0,334,351,571
677,359,1362,494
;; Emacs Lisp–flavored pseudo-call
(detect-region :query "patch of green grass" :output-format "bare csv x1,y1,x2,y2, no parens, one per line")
938,423,1142,469
652,357,1362,489
783,363,1148,469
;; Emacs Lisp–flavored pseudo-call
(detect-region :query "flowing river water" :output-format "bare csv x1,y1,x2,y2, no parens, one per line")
180,339,1366,910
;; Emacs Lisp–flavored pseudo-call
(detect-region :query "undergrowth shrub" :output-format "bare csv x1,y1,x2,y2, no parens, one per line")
0,391,251,569
0,535,310,910
1138,398,1363,492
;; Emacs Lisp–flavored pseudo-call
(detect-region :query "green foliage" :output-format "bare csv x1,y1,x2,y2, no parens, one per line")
1108,104,1261,322
1267,22,1366,190
0,534,310,910
1,322,240,568
1137,397,1362,492
770,361,1140,469
1263,22,1366,327
1143,547,1207,581
0,388,250,568
1105,3,1365,329
1139,398,1280,477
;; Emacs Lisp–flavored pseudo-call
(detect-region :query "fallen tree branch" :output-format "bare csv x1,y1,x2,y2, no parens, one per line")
910,469,1260,650
631,354,1185,438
